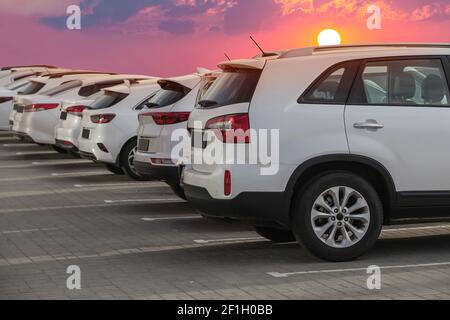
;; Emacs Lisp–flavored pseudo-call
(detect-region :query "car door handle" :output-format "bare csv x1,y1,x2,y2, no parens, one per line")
353,122,384,130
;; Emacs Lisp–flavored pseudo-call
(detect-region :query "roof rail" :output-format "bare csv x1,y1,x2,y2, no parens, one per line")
1,65,57,71
280,43,450,59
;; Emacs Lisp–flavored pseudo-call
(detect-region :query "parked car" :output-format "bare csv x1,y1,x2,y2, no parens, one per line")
0,65,58,86
12,74,153,149
9,71,116,130
0,69,75,131
184,43,450,261
134,70,220,198
77,80,161,178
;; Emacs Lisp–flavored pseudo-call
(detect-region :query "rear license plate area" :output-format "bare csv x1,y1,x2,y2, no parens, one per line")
82,129,90,139
60,112,67,120
138,138,150,152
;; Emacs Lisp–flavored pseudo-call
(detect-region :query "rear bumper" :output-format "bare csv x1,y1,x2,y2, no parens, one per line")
134,161,180,183
55,139,79,152
78,150,97,161
184,183,290,227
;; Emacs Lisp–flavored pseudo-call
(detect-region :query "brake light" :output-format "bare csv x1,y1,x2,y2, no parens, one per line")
24,103,59,112
224,170,232,196
66,105,87,117
0,97,13,104
140,112,190,125
205,113,250,143
91,114,116,124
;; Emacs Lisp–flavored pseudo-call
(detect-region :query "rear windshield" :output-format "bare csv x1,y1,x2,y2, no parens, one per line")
18,81,46,95
198,69,261,108
78,81,125,97
145,82,190,108
89,91,128,110
41,80,82,97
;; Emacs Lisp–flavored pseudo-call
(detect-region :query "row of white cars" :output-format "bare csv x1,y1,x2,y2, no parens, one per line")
3,43,450,262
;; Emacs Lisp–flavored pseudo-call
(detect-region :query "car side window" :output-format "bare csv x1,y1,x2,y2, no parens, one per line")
350,59,450,106
300,61,359,104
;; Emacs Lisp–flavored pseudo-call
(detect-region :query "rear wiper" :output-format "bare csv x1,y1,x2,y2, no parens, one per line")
145,102,160,108
198,99,218,108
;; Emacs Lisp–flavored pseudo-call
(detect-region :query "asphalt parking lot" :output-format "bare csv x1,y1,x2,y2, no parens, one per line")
0,131,449,300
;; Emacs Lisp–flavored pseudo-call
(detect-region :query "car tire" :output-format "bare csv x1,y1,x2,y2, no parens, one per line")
52,145,68,154
292,171,383,262
168,182,186,200
255,227,296,243
120,139,150,181
104,163,124,175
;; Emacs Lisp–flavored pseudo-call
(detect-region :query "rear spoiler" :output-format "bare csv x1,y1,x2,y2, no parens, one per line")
218,59,266,71
1,65,57,71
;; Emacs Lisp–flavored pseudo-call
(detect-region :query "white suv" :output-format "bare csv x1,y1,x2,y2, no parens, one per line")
184,44,450,261
134,71,220,198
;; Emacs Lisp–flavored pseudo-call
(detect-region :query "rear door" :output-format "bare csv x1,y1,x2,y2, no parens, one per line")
345,56,450,199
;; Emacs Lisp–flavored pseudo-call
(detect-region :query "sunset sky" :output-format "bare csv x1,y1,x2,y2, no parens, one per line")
0,0,449,77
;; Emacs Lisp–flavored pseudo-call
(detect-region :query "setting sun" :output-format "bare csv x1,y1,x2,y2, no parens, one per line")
317,29,342,46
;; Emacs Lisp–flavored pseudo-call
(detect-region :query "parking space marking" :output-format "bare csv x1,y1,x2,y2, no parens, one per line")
0,227,58,235
75,182,166,188
0,171,110,182
194,237,265,244
51,171,109,177
267,261,450,278
0,160,93,169
15,151,57,156
2,143,37,147
382,225,450,233
0,184,170,199
141,215,200,222
104,198,182,204
0,238,268,267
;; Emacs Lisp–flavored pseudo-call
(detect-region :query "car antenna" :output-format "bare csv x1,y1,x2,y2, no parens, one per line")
224,53,232,61
249,35,278,58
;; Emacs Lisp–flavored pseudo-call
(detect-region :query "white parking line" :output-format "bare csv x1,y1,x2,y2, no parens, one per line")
75,182,166,188
16,151,57,156
194,237,265,244
141,215,200,222
0,160,93,169
267,261,450,278
383,225,450,233
51,171,109,177
0,184,171,199
0,227,58,235
104,198,182,204
3,143,36,147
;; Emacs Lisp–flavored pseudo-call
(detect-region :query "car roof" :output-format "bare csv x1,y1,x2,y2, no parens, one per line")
218,43,450,70
78,74,155,86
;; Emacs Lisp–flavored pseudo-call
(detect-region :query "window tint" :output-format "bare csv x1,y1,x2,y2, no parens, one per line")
350,59,450,106
144,82,189,109
198,69,261,108
195,77,217,108
41,80,82,97
18,81,46,95
135,92,158,110
78,81,124,97
89,91,129,110
300,62,359,104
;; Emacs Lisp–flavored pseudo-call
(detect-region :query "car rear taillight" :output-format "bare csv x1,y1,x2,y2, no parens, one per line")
140,112,191,125
90,114,116,124
66,105,87,117
205,113,250,144
24,103,59,112
0,97,13,104
224,170,232,196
